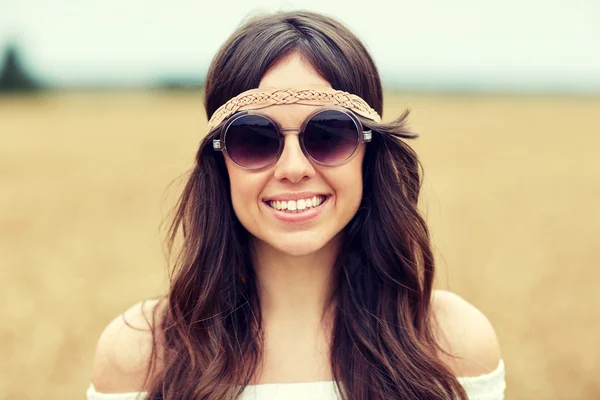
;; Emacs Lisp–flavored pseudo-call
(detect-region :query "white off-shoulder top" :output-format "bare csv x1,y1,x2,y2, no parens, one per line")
87,360,505,400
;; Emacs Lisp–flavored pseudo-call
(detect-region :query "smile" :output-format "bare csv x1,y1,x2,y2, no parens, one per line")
266,195,327,213
263,195,330,223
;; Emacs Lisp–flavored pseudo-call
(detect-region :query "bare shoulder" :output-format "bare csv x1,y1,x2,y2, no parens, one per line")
90,298,167,393
431,289,502,377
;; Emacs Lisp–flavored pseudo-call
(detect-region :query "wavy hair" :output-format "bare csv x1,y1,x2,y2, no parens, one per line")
143,10,468,400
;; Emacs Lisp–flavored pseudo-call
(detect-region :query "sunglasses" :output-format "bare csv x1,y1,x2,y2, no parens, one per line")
212,106,372,170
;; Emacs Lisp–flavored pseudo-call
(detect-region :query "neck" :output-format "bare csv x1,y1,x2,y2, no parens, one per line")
250,235,341,329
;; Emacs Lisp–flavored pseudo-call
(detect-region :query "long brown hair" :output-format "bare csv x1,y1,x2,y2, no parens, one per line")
144,10,468,400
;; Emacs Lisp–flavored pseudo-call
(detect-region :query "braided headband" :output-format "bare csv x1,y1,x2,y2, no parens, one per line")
207,87,381,132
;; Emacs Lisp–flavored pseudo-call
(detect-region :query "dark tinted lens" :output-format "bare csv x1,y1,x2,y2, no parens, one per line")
303,110,359,164
225,115,280,169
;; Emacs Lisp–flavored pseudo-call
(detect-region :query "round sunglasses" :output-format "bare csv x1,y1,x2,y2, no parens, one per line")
212,106,372,170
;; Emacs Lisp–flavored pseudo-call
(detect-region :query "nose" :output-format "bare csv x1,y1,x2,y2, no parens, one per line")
272,134,316,183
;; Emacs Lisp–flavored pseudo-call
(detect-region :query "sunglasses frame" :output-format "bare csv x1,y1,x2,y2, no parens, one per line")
212,106,372,170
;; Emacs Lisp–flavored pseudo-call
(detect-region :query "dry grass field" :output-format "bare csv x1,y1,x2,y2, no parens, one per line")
1,91,599,399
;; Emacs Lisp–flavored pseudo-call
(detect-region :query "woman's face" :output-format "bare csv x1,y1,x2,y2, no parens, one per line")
224,54,365,257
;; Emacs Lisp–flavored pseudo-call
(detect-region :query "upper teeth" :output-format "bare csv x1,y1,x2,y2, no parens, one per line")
268,196,326,211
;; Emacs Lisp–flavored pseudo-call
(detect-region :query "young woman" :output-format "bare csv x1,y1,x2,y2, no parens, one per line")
88,11,505,400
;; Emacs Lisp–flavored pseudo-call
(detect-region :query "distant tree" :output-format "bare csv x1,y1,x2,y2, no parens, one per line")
0,44,40,92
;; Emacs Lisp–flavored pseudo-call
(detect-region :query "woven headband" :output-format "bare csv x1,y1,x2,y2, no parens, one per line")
207,87,381,132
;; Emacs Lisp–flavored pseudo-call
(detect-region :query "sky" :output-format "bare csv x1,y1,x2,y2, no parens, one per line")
1,0,599,92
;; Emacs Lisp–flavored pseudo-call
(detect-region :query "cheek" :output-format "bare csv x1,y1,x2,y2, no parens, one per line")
328,150,365,210
343,171,364,210
225,161,266,221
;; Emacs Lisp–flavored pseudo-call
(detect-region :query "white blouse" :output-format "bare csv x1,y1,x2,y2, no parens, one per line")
87,360,505,400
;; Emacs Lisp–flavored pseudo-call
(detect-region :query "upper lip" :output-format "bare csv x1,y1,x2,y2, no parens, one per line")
263,192,329,202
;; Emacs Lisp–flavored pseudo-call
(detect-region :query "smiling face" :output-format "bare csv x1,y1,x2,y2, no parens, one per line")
223,53,366,257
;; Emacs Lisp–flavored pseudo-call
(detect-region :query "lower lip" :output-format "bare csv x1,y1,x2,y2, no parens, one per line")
263,197,329,223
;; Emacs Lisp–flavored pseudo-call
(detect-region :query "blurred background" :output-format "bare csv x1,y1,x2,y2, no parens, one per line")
1,0,599,399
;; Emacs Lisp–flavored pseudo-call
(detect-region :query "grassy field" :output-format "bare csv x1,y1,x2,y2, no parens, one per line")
1,91,598,399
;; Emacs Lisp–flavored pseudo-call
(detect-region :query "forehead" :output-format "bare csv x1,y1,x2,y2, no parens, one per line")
257,53,332,124
258,53,331,89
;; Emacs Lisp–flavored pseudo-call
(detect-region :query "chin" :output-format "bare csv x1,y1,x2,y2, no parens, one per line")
262,231,333,257
271,239,324,257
